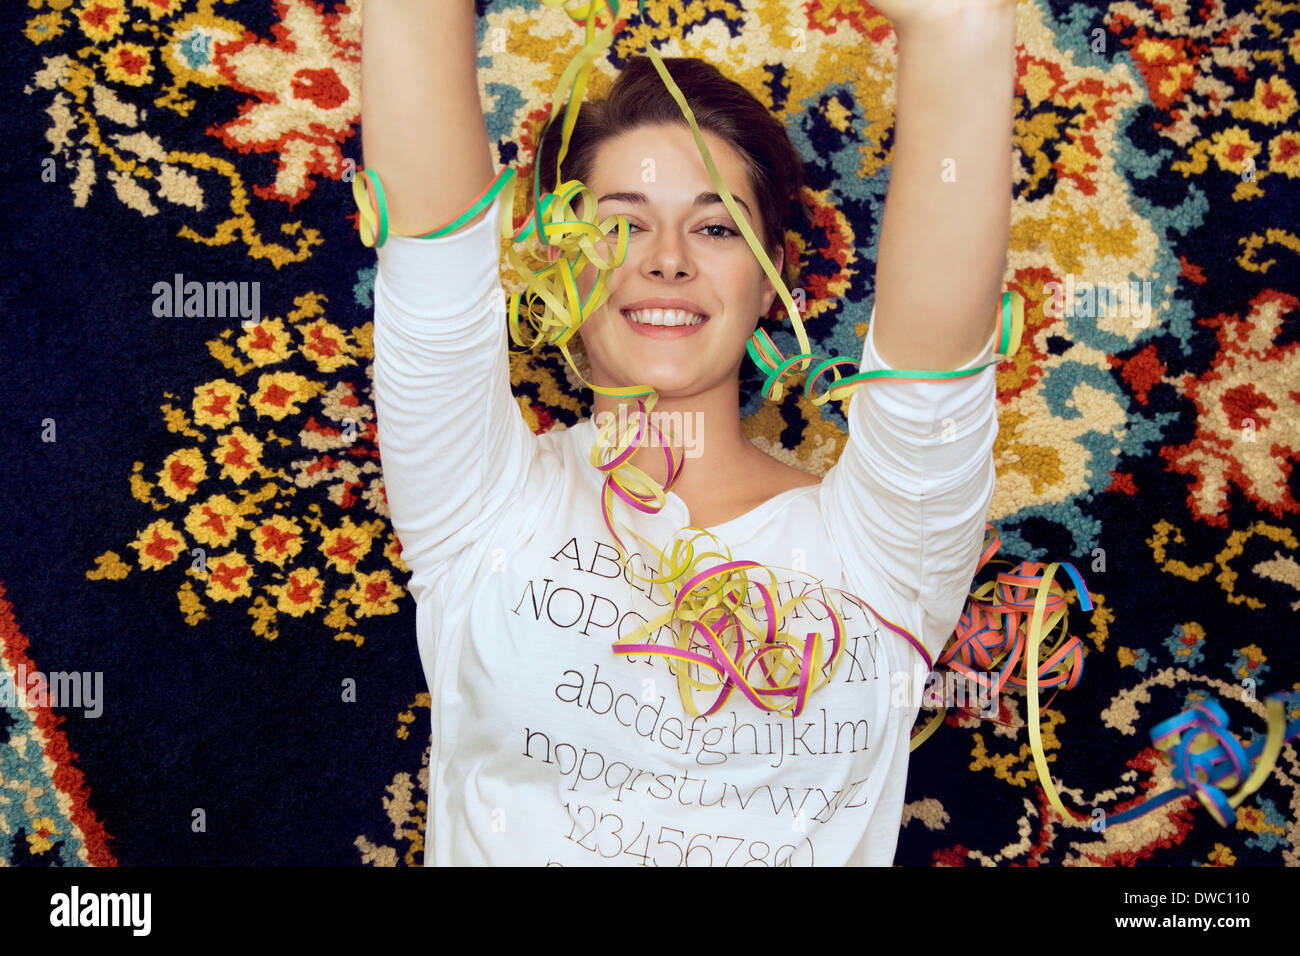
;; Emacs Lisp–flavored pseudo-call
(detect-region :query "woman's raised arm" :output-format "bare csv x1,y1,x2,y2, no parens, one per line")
869,0,1017,371
361,0,541,586
820,0,1014,667
361,0,496,232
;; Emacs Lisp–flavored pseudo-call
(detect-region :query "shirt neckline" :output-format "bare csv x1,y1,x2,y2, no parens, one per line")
567,418,818,542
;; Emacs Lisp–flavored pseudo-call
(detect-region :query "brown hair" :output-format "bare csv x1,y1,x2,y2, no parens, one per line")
534,55,810,299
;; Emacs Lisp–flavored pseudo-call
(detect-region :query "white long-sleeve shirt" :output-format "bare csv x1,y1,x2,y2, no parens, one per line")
369,190,1001,866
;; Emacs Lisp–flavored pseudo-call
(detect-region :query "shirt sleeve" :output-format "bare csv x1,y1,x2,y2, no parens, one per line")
369,192,539,583
821,302,1002,669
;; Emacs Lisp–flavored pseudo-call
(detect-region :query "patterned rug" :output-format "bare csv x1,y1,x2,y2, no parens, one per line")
3,0,1297,866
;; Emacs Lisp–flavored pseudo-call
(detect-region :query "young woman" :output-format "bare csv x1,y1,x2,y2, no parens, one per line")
361,0,1017,865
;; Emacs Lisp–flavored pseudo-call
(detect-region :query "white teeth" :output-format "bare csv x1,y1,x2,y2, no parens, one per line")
624,308,708,327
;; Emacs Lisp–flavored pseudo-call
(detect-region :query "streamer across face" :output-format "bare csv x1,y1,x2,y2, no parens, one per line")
547,122,783,400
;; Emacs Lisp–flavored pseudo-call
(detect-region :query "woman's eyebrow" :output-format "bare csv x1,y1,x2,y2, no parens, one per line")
597,190,751,218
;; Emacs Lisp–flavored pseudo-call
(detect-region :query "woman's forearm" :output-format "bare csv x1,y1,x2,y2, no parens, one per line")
361,0,496,235
872,3,1018,371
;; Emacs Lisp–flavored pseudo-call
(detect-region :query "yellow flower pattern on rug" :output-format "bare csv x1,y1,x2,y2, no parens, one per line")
88,293,406,646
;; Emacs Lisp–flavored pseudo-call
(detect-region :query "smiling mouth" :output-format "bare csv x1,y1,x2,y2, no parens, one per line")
620,308,710,327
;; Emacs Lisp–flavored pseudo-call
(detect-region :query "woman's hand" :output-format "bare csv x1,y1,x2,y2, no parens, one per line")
867,0,1017,40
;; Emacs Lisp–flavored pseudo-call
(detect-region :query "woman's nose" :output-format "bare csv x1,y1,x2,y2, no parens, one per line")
645,230,691,277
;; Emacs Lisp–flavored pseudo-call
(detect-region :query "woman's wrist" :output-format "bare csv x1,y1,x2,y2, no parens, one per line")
889,0,1017,48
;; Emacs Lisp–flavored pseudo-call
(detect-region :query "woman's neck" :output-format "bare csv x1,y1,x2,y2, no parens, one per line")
588,377,770,501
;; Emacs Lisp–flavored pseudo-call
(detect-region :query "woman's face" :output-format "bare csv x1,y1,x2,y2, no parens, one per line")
547,122,784,400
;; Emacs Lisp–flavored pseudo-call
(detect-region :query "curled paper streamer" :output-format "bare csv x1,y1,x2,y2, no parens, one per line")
908,523,1091,754
912,528,1299,829
1126,695,1296,827
607,528,943,719
1082,694,1297,830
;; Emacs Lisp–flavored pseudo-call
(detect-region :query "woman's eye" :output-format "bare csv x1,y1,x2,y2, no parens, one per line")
622,222,737,239
701,224,738,239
